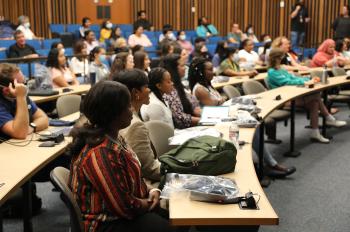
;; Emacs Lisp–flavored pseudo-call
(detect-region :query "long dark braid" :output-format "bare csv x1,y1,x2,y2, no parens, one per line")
148,67,168,106
188,57,212,92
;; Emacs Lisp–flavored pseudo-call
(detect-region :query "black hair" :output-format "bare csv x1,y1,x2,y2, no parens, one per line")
194,37,205,44
245,24,254,34
46,48,67,70
65,81,131,158
148,67,169,106
132,45,144,55
335,39,345,53
177,30,184,39
163,28,172,35
114,46,130,54
173,47,184,55
162,54,193,115
133,25,143,34
137,10,146,17
161,43,173,57
101,18,110,29
82,17,90,26
263,41,272,55
110,26,120,40
198,16,208,26
347,42,350,51
227,46,238,55
134,51,148,71
260,34,269,42
51,41,63,49
162,24,172,31
193,45,205,59
109,52,129,79
241,39,251,48
89,46,103,63
214,40,228,63
84,30,94,40
111,69,148,93
188,58,212,93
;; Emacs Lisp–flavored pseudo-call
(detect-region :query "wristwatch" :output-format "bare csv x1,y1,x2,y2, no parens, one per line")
30,123,37,132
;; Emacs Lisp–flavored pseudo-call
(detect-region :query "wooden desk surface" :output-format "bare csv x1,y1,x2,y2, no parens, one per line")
30,84,91,103
0,112,80,207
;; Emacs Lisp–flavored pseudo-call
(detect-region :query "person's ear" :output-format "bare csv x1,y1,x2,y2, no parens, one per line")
131,88,139,98
156,83,161,89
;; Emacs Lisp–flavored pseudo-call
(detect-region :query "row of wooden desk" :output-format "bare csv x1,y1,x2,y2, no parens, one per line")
1,70,350,231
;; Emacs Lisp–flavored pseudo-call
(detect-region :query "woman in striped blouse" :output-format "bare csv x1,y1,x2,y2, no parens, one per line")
66,81,178,232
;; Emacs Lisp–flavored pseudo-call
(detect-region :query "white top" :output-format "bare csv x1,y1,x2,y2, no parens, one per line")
243,33,259,43
70,57,89,76
16,25,34,40
141,92,174,128
159,34,177,42
238,49,259,67
84,41,99,54
339,51,350,60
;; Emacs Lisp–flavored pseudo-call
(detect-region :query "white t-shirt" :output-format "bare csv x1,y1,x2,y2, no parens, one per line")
16,25,34,40
238,49,260,67
70,57,89,76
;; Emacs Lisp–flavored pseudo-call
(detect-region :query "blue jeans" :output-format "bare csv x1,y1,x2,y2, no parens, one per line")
290,31,305,46
252,128,277,167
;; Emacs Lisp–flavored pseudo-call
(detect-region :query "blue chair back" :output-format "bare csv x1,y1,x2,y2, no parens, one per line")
206,44,216,54
0,50,7,60
124,31,133,39
185,37,192,43
17,63,35,77
26,40,41,49
94,31,100,40
42,39,61,49
90,24,100,31
66,24,81,33
117,24,133,31
36,49,51,57
253,42,264,47
223,36,228,41
149,37,159,47
184,30,197,38
155,31,163,38
192,37,207,45
143,31,155,38
105,39,110,47
0,40,16,50
303,48,316,59
49,24,66,34
208,36,223,45
102,58,110,71
65,48,74,55
145,46,158,59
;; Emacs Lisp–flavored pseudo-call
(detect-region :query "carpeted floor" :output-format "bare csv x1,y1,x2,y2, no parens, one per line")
3,104,350,232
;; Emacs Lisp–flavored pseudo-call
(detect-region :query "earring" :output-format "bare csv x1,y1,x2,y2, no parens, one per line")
136,96,140,100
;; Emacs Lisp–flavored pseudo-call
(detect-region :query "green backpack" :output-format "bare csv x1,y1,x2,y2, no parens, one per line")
158,135,237,190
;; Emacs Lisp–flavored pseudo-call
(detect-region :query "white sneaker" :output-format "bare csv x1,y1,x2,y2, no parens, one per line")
310,133,330,144
326,120,347,128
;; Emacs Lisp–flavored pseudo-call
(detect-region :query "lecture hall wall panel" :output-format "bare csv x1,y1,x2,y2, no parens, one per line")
132,0,350,46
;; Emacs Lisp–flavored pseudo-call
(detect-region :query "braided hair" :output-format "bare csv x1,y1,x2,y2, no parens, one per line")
188,57,212,92
148,67,168,106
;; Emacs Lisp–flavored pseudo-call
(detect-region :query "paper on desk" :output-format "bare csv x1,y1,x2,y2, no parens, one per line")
198,106,230,125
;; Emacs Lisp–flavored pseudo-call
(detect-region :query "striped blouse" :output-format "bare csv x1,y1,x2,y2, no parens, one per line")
68,135,147,232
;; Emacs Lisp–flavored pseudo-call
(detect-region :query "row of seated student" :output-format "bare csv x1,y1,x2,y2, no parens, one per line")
2,36,350,228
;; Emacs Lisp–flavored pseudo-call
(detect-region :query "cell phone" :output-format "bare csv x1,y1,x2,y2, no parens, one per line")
297,85,305,87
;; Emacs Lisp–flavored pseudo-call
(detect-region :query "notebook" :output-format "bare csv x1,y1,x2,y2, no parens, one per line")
198,106,230,125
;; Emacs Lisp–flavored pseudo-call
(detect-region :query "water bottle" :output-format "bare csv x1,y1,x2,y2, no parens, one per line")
333,54,337,67
308,50,312,59
265,49,270,65
229,122,239,149
322,64,327,85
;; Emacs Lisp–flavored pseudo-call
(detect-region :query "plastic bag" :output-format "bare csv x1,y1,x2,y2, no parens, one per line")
231,110,260,128
160,173,243,202
34,64,52,90
222,96,262,114
168,127,222,145
211,76,230,83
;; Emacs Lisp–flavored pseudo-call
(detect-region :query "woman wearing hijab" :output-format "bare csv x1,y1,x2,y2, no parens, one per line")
311,39,350,67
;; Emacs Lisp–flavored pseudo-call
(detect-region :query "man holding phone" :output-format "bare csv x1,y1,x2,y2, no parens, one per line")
290,0,311,46
0,63,48,140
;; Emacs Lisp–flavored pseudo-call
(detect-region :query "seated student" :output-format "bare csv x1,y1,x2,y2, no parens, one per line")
88,46,110,82
46,48,80,88
189,37,213,60
141,67,174,128
9,30,39,58
134,51,151,74
66,81,176,232
158,24,177,42
268,48,346,143
79,17,91,38
51,41,64,51
192,44,209,60
160,43,174,59
100,18,113,44
227,23,246,44
177,31,194,54
212,40,228,68
133,10,154,31
243,25,259,43
84,30,99,54
132,44,146,55
188,58,295,176
111,69,163,182
259,41,272,63
114,37,128,48
16,15,41,40
258,34,272,55
162,54,201,128
71,40,89,78
112,45,131,61
271,36,309,71
109,26,122,47
173,47,189,81
128,25,153,48
196,16,218,37
0,21,14,40
335,39,350,60
0,63,49,140
238,39,264,66
159,28,181,50
217,46,258,76
288,40,299,61
108,52,134,79
311,39,350,67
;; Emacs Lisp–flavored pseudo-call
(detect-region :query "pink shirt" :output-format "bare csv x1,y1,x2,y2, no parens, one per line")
177,40,194,54
84,41,99,54
52,67,73,89
128,34,152,48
